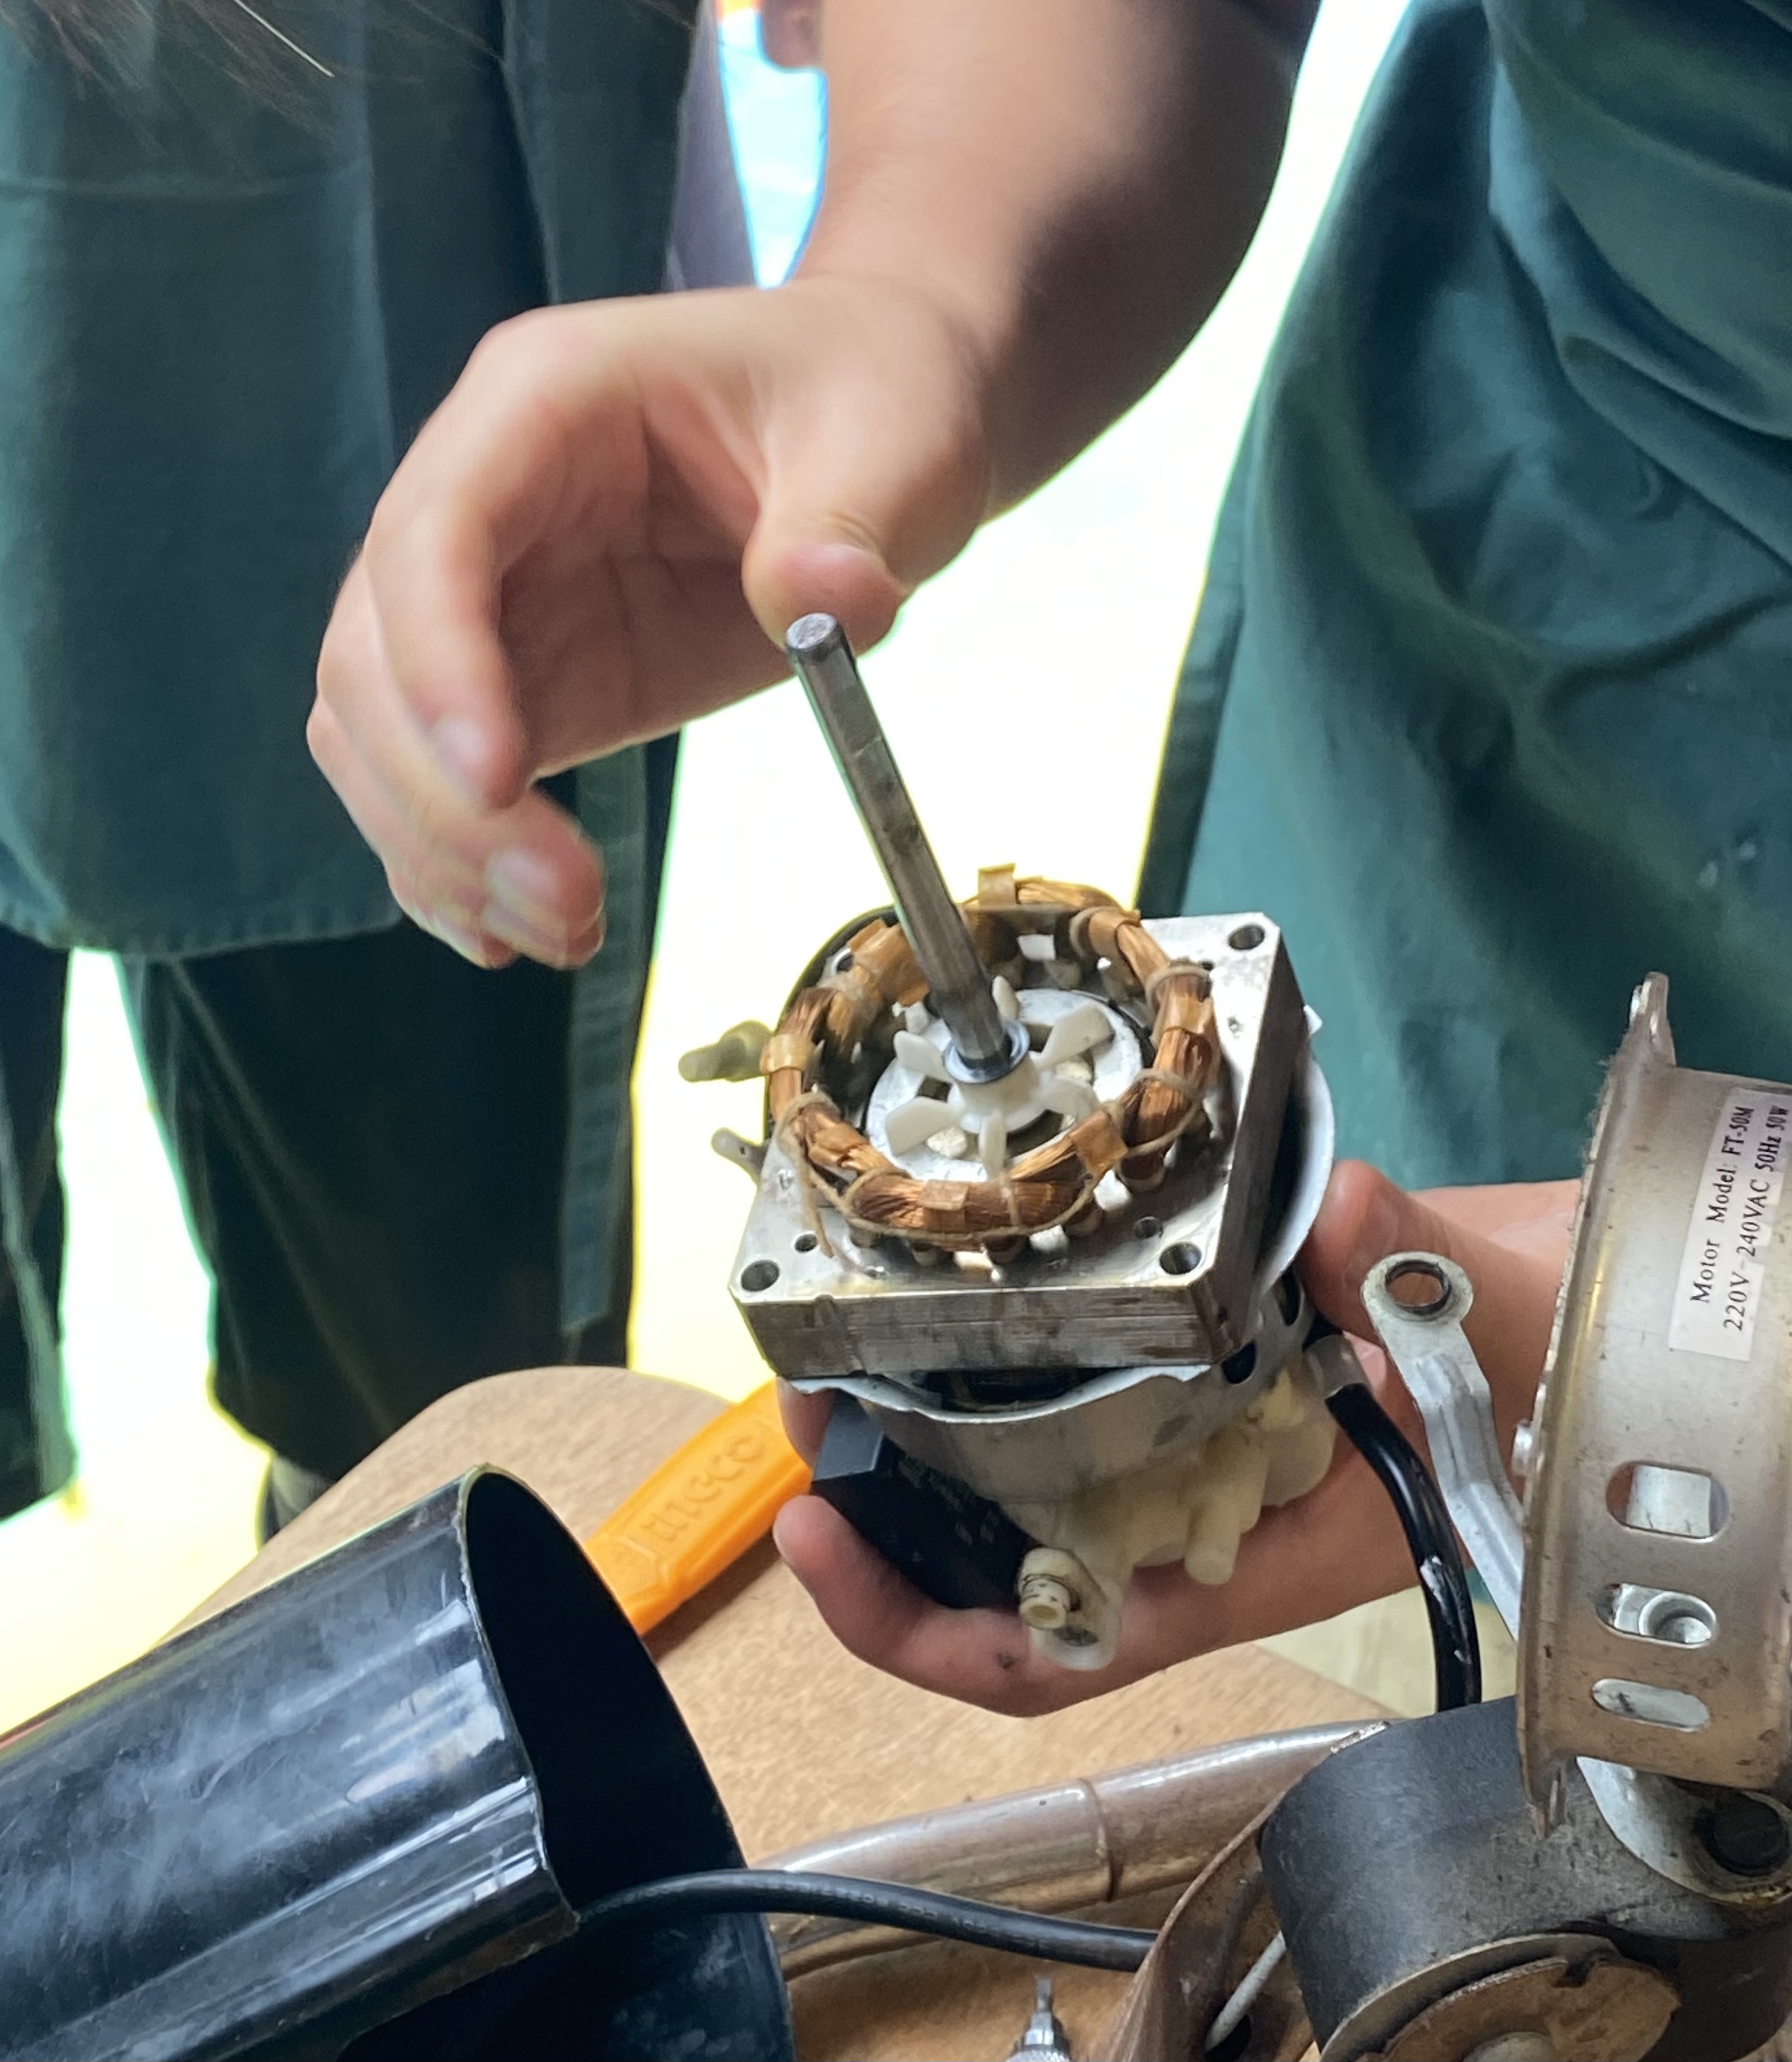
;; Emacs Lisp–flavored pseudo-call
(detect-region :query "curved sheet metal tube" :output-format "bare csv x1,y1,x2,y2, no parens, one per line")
761,1722,1377,1975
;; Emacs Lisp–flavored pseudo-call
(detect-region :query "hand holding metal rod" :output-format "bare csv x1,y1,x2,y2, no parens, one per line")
786,614,1022,1085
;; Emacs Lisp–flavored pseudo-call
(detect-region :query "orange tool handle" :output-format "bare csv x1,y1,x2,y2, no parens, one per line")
585,1382,812,1634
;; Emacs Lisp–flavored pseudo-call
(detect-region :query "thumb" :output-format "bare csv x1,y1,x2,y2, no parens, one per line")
1300,1159,1561,1440
739,328,989,658
744,529,909,663
776,1378,833,1464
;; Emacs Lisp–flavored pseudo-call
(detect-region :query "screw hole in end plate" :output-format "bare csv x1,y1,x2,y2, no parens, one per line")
1598,1582,1718,1649
739,1259,781,1293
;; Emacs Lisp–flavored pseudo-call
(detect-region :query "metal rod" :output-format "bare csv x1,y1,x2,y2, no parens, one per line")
786,613,1016,1081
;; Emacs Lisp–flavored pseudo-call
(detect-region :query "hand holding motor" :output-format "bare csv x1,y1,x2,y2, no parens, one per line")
773,1161,1576,1715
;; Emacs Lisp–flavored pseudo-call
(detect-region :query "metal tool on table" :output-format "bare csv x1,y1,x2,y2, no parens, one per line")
1004,1977,1075,2062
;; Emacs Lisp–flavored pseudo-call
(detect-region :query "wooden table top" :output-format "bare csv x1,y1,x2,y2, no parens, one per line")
197,1366,1379,2059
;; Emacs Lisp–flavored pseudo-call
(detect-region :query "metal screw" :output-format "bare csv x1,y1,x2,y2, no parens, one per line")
1700,1793,1792,1876
1005,1976,1073,2062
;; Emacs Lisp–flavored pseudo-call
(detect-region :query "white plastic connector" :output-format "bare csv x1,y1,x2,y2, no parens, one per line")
1010,1360,1337,1670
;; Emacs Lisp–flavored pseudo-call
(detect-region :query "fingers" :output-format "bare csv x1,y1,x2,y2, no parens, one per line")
310,562,606,968
775,1164,1579,1715
1091,1439,1417,1688
1301,1159,1562,1443
770,1390,1089,1714
772,1433,1420,1716
311,314,629,962
356,488,527,818
774,1494,1073,1713
348,314,602,814
311,279,998,962
1422,1177,1580,1267
746,535,908,660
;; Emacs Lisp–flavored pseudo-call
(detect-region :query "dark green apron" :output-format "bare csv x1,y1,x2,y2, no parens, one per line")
1142,0,1792,1186
0,0,696,1501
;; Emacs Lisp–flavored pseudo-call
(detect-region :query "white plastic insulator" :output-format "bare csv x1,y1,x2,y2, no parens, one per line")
1037,1002,1111,1070
893,1030,951,1083
884,1096,958,1157
1009,1360,1337,1671
885,998,1110,1175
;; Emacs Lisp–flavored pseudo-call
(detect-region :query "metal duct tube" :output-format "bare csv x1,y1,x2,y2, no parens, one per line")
761,1722,1377,1975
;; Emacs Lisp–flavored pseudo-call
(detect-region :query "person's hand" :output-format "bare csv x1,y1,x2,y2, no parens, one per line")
773,1161,1578,1715
308,277,994,967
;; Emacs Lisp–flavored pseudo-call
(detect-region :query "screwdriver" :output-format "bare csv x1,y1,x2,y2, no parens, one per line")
585,1382,812,1634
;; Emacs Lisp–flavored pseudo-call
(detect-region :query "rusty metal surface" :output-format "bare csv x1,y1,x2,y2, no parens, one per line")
764,1722,1376,1977
1368,1948,1677,2062
1096,1798,1307,2062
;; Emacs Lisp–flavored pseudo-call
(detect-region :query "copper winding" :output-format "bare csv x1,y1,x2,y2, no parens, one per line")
761,876,1222,1254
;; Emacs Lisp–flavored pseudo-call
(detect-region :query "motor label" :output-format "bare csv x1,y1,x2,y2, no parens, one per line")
1669,1092,1791,1360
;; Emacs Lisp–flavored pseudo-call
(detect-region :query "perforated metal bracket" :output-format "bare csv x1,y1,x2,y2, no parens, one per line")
1520,974,1792,1810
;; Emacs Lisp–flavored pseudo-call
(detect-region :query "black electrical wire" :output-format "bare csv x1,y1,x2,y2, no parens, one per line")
435,1868,1151,2059
576,1868,1156,1972
1318,1325,1483,1711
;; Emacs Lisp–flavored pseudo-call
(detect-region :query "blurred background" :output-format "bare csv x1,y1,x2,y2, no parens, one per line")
0,0,1450,1734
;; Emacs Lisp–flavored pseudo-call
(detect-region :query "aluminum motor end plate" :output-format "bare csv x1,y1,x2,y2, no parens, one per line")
1520,974,1792,1806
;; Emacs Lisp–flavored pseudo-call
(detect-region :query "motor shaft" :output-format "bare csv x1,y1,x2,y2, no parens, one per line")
786,613,1019,1083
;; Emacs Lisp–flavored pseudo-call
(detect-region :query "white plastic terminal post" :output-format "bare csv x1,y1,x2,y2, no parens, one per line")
1009,1360,1337,1670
